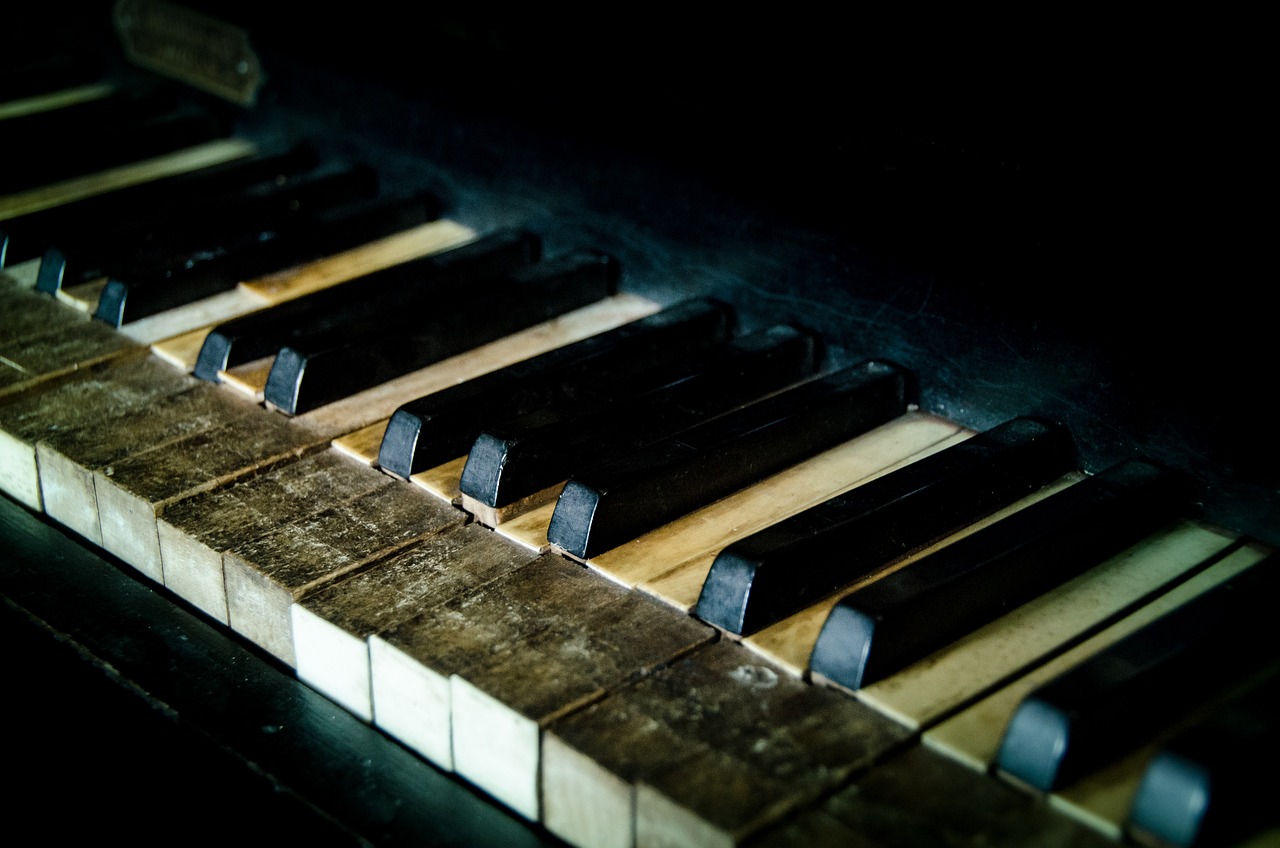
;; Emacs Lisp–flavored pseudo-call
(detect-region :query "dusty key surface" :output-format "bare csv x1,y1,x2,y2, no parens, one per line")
369,553,713,814
156,446,391,622
745,743,1114,848
87,399,321,578
543,638,912,848
293,521,539,720
222,480,465,665
0,352,187,510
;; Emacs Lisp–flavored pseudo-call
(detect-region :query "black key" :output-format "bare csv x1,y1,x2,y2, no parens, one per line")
2,102,228,195
92,191,440,326
5,143,319,269
694,416,1076,636
809,458,1193,691
192,229,540,382
377,297,735,478
548,359,913,560
46,165,379,308
995,559,1280,793
1128,670,1280,848
263,250,619,415
458,324,820,513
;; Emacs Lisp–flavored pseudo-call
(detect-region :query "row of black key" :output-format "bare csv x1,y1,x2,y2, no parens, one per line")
376,297,736,479
78,163,375,315
4,131,459,333
265,246,619,415
93,186,442,327
997,555,1280,847
10,69,1267,847
2,81,231,196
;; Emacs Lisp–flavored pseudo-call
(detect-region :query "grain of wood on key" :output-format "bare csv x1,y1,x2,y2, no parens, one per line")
81,392,316,579
542,639,912,848
292,522,539,721
88,299,648,579
0,279,140,402
369,554,713,817
745,743,1114,848
37,380,266,552
0,352,184,511
222,479,465,666
156,446,391,623
0,278,106,347
1,260,40,290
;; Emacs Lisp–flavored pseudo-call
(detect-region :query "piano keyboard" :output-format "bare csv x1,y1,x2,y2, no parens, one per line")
4,37,1278,848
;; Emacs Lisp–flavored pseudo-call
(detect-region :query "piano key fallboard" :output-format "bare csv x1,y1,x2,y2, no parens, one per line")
3,5,1275,848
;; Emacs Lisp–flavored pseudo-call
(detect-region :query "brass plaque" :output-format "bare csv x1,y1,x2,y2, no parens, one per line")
113,0,264,106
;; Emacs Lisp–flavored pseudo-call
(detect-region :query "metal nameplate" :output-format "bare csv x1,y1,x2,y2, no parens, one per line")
113,0,264,106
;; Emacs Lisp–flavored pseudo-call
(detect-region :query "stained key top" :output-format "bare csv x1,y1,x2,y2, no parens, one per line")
695,416,1076,635
458,323,820,519
809,458,1193,691
192,229,540,382
377,297,734,479
263,250,620,415
547,359,913,560
995,557,1280,793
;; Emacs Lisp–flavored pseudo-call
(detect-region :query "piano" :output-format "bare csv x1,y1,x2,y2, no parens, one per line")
3,2,1275,846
